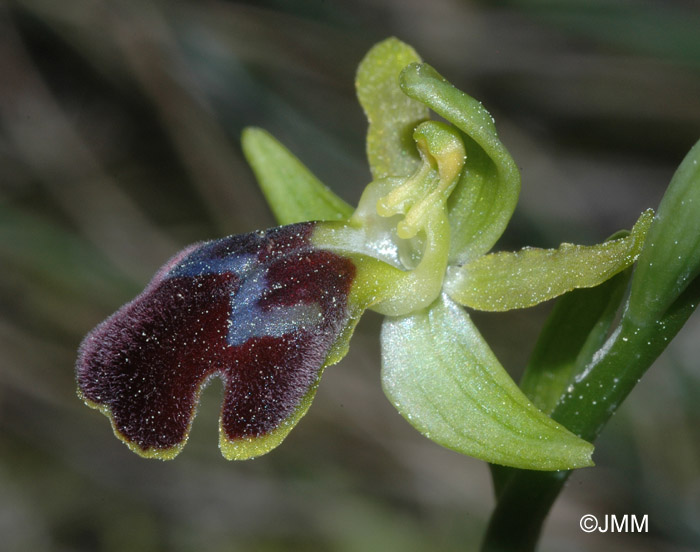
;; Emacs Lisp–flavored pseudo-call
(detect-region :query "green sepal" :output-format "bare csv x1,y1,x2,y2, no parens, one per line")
356,38,430,180
241,127,353,225
380,294,594,471
399,63,521,264
445,209,653,311
520,268,631,415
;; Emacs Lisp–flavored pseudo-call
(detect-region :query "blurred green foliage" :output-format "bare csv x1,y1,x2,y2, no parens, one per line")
1,1,699,551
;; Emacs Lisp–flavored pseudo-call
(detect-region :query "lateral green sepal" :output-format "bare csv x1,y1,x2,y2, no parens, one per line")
381,294,594,470
445,209,653,311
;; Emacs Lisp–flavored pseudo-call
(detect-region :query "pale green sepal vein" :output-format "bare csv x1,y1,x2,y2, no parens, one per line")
356,38,430,180
445,209,654,312
399,63,521,264
241,127,353,225
381,294,594,471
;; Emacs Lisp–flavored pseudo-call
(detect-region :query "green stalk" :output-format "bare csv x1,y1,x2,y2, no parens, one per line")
482,140,700,551
481,470,568,552
481,267,700,552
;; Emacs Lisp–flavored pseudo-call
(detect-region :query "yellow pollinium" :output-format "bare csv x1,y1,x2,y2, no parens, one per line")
314,121,467,318
376,121,466,239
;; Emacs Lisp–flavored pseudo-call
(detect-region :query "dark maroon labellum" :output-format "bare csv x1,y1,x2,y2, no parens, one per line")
76,222,355,456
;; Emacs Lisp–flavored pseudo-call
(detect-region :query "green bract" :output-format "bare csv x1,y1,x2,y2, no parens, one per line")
626,139,700,325
242,37,659,470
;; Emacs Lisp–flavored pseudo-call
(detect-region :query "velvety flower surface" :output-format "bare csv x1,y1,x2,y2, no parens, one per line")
77,38,659,469
77,223,356,459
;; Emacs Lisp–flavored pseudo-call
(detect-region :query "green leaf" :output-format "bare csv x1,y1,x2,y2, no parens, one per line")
627,139,700,325
399,63,521,264
519,269,630,415
444,209,653,311
356,38,430,180
241,127,353,225
380,294,594,470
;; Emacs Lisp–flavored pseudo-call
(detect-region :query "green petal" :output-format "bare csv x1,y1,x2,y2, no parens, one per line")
519,269,630,415
381,294,594,470
241,127,353,225
399,63,520,264
356,38,430,180
627,139,700,325
445,209,653,311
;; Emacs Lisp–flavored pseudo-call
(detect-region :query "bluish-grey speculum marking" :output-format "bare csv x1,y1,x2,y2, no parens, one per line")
76,223,356,457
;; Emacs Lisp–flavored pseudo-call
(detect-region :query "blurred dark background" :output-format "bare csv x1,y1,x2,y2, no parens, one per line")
1,0,700,550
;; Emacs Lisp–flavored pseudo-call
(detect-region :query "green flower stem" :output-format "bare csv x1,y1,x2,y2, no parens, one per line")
481,469,569,552
519,269,631,416
482,251,700,551
555,281,700,441
483,140,700,551
482,277,700,552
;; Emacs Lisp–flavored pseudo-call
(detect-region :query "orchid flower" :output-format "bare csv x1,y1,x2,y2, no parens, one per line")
76,38,654,470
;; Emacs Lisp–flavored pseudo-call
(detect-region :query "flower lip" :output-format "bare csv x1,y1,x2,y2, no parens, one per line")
77,222,356,459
